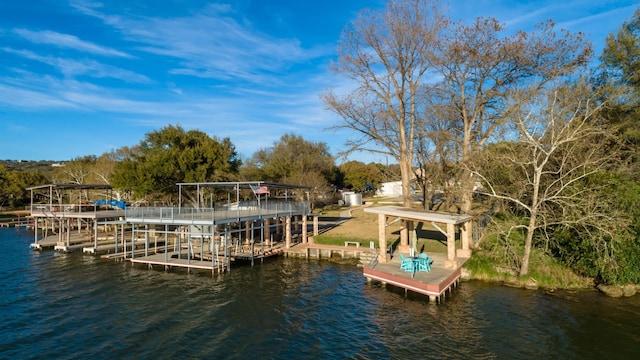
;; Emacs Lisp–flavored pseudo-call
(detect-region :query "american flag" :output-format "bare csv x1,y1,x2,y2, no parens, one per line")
250,184,269,195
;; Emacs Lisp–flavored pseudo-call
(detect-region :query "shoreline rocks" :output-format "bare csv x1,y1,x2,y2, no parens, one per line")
596,284,638,297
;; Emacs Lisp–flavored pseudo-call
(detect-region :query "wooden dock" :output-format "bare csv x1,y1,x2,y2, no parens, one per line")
363,252,469,303
284,242,376,260
30,233,91,251
232,245,286,262
127,251,227,273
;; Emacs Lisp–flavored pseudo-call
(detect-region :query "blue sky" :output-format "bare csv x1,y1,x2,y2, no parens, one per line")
0,0,637,163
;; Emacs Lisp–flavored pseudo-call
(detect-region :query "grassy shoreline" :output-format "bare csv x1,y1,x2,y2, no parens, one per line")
315,205,596,291
462,250,594,290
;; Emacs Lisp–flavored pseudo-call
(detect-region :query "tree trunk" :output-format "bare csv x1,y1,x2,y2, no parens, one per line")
460,171,475,214
400,158,413,208
520,161,543,276
519,213,537,276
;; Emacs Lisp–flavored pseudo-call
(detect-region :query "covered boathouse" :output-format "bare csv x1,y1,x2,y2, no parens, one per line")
28,181,314,274
362,206,473,302
27,183,125,252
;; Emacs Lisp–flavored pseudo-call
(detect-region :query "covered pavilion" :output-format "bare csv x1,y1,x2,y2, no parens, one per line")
364,206,473,269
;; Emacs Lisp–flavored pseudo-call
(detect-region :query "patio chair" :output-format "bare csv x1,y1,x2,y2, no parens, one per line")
399,253,414,272
416,253,431,272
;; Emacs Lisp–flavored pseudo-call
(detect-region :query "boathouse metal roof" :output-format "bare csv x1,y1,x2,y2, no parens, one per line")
175,181,311,190
26,183,112,191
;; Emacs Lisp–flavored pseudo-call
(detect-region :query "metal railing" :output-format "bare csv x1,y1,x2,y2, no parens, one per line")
124,200,310,223
29,204,115,214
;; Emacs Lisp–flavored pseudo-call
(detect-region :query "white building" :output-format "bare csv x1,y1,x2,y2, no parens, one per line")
375,181,415,197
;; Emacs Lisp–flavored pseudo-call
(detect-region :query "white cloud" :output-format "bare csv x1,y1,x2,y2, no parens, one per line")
2,47,149,83
13,28,132,58
0,83,77,108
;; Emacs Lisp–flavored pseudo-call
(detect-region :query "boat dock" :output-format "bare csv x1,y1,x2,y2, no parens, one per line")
26,181,315,274
363,252,468,303
21,182,476,302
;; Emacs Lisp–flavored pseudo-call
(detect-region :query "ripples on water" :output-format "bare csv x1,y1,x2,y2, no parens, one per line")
1,228,639,359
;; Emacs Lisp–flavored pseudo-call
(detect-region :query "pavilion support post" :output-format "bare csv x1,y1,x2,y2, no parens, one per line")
399,220,409,253
445,222,457,269
313,215,319,236
378,213,388,263
285,216,291,249
456,221,472,258
302,215,308,243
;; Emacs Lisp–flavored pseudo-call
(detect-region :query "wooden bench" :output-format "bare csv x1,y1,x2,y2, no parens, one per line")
344,241,360,248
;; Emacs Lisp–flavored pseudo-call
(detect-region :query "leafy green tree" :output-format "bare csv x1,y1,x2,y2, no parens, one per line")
111,125,241,204
598,8,640,178
338,161,383,193
552,173,640,285
0,163,8,209
249,134,336,207
3,168,49,208
252,134,335,184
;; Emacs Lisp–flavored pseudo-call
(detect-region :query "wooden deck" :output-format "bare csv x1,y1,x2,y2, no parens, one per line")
284,242,376,259
363,252,469,302
128,251,227,273
30,233,93,251
232,245,286,262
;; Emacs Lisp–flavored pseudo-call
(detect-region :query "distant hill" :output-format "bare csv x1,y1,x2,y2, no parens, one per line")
1,160,66,172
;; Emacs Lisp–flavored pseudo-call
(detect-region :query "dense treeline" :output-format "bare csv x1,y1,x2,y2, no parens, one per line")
1,1,639,285
0,127,389,210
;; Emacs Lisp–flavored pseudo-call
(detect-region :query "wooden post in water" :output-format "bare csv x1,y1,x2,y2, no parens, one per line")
263,219,270,245
302,215,308,243
285,216,291,249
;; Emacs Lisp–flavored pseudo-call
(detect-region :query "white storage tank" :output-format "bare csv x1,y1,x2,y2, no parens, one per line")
343,192,362,206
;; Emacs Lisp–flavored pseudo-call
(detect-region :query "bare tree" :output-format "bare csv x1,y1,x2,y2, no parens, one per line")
473,82,620,276
323,0,446,207
428,18,592,214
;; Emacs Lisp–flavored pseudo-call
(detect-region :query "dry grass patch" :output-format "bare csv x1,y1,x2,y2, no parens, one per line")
317,205,454,254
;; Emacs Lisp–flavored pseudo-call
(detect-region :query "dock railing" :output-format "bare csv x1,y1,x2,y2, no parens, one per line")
124,200,310,224
29,203,110,214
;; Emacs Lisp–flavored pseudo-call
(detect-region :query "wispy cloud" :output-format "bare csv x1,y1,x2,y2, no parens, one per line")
0,83,77,108
13,28,132,58
2,47,149,83
69,1,331,83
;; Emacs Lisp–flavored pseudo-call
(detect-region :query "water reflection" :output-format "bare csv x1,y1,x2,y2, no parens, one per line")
2,228,640,359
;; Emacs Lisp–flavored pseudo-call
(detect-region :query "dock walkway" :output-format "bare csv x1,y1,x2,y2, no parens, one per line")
285,242,375,260
363,252,469,302
128,252,227,273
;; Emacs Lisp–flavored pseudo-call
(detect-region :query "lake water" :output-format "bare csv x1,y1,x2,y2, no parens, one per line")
1,227,639,359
